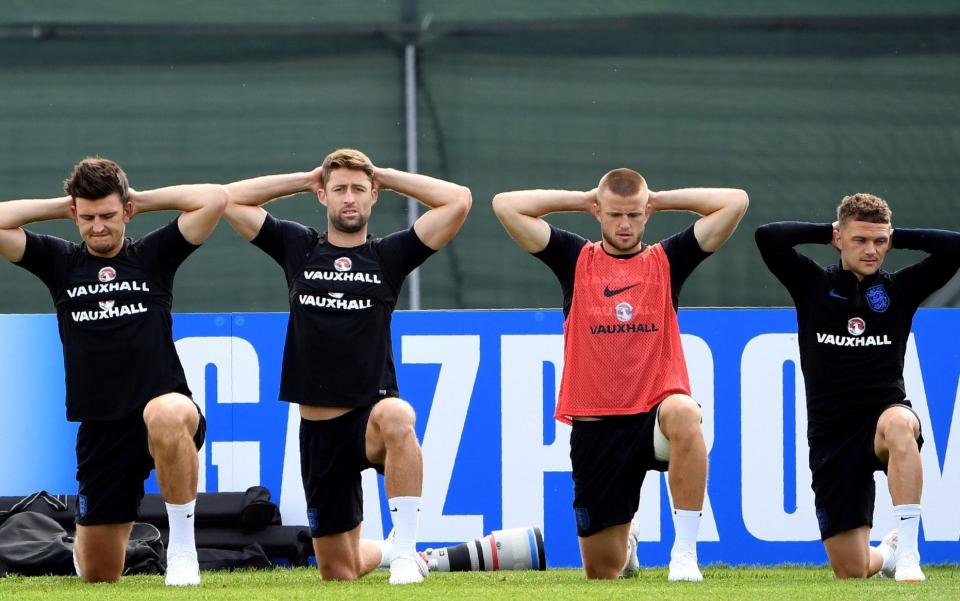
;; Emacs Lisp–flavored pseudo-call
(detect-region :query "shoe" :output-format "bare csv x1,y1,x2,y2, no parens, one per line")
877,530,898,578
894,550,925,583
389,551,428,585
620,529,639,578
668,549,703,582
165,550,201,586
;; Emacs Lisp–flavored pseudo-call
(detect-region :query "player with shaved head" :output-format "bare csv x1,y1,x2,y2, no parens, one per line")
493,171,748,581
756,194,960,582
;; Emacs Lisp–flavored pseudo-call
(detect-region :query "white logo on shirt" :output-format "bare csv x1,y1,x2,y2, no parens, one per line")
847,317,866,336
98,266,116,282
334,257,352,272
615,302,634,322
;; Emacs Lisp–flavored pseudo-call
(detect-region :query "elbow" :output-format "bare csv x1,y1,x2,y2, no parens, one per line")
455,185,473,218
491,193,512,220
734,189,749,217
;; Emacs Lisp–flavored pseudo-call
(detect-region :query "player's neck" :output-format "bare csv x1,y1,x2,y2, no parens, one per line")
325,227,367,248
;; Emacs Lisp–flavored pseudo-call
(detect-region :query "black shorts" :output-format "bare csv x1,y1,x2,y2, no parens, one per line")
570,410,669,538
75,402,205,526
300,405,383,538
810,402,923,540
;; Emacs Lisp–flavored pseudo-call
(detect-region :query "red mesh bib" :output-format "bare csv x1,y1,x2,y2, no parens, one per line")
555,242,691,424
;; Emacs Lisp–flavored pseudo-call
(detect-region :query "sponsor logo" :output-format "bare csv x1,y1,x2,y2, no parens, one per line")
299,294,373,310
307,508,318,533
603,283,640,297
66,281,150,298
78,495,88,518
98,266,116,282
303,270,381,283
615,302,634,322
828,289,848,300
816,332,892,347
866,284,890,313
847,317,866,336
589,323,659,335
71,302,148,322
334,257,352,272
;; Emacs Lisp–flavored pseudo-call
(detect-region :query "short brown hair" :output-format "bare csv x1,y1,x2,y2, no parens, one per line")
598,168,647,199
837,193,892,225
321,148,374,188
63,157,129,203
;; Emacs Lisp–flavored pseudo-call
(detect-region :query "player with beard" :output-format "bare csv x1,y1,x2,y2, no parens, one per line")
493,169,748,581
0,157,227,585
223,149,471,584
755,194,960,582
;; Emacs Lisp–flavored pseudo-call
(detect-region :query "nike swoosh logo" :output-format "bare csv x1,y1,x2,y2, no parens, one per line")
390,508,398,512
828,289,848,300
603,283,640,297
899,516,917,520
186,514,194,519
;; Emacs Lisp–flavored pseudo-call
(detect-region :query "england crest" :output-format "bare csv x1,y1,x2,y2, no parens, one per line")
865,284,889,313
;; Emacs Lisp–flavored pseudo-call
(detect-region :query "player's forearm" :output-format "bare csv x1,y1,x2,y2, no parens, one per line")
650,188,748,217
755,222,833,252
892,228,960,255
491,189,592,219
224,172,315,207
374,168,471,210
132,184,228,214
0,196,73,229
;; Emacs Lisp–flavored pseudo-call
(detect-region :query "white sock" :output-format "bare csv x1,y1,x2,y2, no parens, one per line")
893,504,921,559
671,509,701,557
877,539,895,573
388,496,421,558
166,500,197,557
378,537,393,568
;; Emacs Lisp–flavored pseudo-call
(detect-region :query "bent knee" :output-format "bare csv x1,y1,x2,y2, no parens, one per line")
318,562,360,581
832,564,870,579
373,398,417,432
583,563,622,580
144,396,197,434
659,395,702,438
81,567,122,583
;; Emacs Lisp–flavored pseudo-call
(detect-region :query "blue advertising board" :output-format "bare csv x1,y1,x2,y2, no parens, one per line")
0,309,957,567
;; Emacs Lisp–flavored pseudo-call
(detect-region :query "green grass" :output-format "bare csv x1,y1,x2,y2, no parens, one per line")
3,566,959,601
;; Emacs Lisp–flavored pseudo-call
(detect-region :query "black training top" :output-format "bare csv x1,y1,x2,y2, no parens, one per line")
252,215,434,407
15,219,197,422
755,222,960,439
532,224,712,317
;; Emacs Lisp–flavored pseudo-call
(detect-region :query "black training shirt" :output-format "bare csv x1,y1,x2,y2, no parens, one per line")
533,224,712,317
755,222,960,439
252,215,434,407
15,219,197,422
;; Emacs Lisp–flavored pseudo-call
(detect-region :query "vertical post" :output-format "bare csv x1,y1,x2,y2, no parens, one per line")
404,41,421,310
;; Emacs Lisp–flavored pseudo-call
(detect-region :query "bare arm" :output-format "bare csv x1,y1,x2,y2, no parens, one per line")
0,196,73,262
131,184,228,245
222,168,322,241
491,189,595,253
650,188,749,252
374,167,471,251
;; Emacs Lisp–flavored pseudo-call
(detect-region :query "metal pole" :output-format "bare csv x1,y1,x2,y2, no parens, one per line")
404,42,421,310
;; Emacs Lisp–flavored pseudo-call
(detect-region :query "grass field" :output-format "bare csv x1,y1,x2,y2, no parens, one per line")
3,566,958,601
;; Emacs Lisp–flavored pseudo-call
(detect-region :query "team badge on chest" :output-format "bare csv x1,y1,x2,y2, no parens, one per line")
865,284,889,313
334,257,352,272
615,302,634,322
98,266,116,282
